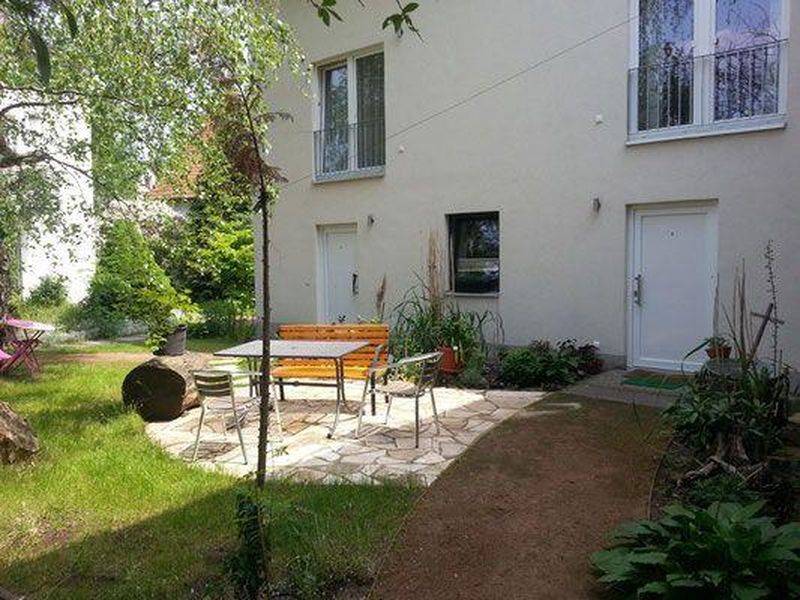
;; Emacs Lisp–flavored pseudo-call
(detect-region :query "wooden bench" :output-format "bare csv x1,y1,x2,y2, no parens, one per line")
271,324,390,411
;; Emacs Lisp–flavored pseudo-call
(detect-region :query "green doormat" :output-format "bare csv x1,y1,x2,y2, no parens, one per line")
622,370,688,391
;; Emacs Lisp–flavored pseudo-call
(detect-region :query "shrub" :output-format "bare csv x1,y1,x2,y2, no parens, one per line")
26,275,67,307
148,146,255,304
500,340,600,389
83,220,194,343
592,502,800,599
455,353,488,389
190,299,255,340
665,368,785,462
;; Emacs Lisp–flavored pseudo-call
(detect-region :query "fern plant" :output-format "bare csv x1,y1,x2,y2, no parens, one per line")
592,502,800,599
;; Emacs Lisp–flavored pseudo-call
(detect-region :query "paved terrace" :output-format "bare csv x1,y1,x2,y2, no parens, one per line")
146,382,544,485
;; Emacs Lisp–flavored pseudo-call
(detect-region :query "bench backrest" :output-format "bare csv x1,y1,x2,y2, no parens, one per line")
277,323,389,368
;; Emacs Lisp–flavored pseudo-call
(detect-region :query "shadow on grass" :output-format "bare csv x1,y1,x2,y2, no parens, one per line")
3,486,239,600
3,479,420,600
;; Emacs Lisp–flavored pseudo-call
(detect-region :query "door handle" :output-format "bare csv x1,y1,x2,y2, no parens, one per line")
352,273,359,295
633,274,643,306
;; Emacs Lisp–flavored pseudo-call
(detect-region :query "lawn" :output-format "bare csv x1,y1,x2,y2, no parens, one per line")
0,354,421,599
39,336,242,356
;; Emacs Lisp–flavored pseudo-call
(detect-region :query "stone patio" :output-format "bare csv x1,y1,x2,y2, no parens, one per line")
146,382,544,485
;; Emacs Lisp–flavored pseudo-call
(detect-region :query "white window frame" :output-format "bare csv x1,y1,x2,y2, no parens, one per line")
628,0,790,144
312,46,385,182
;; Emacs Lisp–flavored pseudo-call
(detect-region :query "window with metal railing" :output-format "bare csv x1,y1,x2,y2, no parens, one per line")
314,50,385,180
629,0,788,141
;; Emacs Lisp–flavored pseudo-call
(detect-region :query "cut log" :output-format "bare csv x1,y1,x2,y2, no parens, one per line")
122,352,210,422
0,401,39,464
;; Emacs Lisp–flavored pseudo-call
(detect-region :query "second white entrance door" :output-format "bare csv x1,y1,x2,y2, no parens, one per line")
318,225,359,323
628,204,718,371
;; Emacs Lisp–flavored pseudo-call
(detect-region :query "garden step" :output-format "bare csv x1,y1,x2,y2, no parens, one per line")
565,370,678,409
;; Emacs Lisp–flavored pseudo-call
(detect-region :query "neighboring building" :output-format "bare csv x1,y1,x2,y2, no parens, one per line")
17,108,96,304
261,0,799,371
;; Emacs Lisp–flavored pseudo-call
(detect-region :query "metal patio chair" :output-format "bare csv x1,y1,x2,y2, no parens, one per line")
191,369,283,464
355,351,443,448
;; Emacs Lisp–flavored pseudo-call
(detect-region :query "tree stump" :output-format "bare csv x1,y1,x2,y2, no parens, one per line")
0,401,40,464
122,352,210,422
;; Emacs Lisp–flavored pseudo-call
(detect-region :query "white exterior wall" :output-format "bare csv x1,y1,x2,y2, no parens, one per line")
259,0,800,366
18,110,96,304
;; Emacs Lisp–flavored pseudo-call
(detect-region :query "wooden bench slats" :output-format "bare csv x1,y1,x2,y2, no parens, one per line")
275,323,389,381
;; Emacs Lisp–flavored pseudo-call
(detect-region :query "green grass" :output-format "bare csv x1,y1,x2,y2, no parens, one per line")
0,357,420,599
39,336,244,356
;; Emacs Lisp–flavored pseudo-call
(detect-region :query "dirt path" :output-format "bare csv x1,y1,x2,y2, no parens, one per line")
371,394,667,600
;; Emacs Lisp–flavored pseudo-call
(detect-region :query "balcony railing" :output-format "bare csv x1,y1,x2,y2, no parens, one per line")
313,119,386,180
629,39,787,135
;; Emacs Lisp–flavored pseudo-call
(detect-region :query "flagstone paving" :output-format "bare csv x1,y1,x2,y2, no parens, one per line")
146,382,545,485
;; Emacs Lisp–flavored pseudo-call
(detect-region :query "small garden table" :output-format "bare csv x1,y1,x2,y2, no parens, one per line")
214,339,370,437
0,317,55,375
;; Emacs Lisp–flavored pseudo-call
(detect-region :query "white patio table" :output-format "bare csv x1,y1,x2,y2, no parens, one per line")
214,339,370,437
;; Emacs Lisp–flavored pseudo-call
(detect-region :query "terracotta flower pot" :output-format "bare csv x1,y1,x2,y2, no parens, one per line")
438,345,462,374
705,345,731,360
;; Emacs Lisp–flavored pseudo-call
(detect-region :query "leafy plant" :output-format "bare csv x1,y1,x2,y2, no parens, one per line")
26,275,67,307
666,368,787,468
704,335,731,350
455,352,488,389
685,474,762,509
592,502,800,599
226,490,271,600
390,286,502,370
500,339,600,390
190,299,255,341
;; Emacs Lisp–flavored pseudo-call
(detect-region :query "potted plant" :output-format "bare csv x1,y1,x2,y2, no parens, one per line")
704,335,732,360
148,307,200,356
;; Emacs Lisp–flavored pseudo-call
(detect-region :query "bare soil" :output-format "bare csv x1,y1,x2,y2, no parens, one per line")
370,394,667,600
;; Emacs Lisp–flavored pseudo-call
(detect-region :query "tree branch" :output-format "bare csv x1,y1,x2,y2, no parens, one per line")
0,98,79,118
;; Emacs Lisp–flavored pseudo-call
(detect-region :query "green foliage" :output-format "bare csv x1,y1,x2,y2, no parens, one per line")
500,340,600,390
26,275,67,307
685,474,762,509
226,491,271,600
665,368,787,460
390,286,501,369
149,145,256,305
190,299,255,341
82,220,193,343
455,352,489,389
0,355,421,599
592,502,800,599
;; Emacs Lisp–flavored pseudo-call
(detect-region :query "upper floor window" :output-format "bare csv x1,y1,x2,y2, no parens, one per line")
314,50,385,181
448,212,500,295
629,0,788,142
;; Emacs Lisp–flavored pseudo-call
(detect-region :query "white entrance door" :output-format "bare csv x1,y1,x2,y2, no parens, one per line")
629,205,718,371
318,225,358,323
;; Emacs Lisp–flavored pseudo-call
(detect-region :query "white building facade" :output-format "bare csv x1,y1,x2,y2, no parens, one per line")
261,0,800,370
13,105,96,304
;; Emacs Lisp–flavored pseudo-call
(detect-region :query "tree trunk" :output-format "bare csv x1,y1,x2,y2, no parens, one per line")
122,352,210,422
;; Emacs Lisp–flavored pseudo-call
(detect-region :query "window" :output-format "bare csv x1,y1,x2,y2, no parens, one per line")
314,50,385,180
448,213,500,295
629,0,788,141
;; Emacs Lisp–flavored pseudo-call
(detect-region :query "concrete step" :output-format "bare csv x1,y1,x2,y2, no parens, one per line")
566,369,681,409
